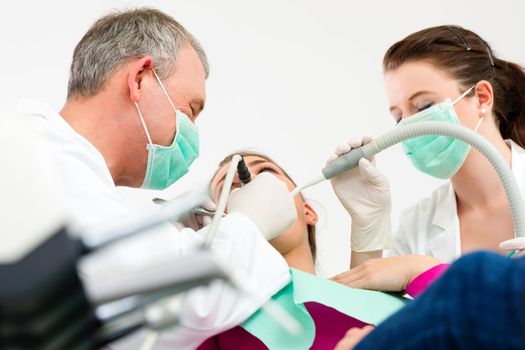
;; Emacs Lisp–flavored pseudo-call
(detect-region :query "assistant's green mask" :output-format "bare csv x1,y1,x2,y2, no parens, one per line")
399,86,482,179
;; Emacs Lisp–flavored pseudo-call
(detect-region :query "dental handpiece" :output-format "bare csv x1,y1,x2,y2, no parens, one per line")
237,156,251,185
290,146,366,197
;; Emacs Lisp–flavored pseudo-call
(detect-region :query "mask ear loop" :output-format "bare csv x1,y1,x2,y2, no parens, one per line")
452,85,476,105
474,116,484,132
134,102,154,146
152,68,178,113
152,68,183,140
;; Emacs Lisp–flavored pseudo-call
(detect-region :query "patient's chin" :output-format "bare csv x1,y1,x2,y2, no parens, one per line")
269,228,303,256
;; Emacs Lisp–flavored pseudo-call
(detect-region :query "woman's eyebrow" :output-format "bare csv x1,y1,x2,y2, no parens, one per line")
246,159,269,167
215,158,278,188
390,90,434,112
408,90,433,101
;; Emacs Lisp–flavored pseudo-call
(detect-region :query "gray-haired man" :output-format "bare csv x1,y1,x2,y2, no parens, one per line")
22,8,296,349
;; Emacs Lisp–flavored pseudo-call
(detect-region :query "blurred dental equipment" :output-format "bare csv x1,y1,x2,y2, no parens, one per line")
82,191,208,252
292,121,525,238
152,194,220,232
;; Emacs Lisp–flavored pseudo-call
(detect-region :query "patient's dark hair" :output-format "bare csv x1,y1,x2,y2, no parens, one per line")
212,151,317,261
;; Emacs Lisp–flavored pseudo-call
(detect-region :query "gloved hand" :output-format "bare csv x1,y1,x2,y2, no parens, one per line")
499,237,525,257
327,134,392,252
227,172,297,241
153,194,216,231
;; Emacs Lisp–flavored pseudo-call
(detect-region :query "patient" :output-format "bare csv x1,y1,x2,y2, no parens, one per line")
209,151,319,274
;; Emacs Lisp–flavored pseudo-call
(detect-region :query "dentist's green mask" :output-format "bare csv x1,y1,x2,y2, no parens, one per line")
134,69,200,190
399,86,482,179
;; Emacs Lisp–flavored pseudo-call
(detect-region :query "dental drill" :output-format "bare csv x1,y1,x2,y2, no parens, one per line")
291,121,525,237
237,156,252,185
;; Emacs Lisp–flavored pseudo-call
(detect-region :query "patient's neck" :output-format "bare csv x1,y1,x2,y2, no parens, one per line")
282,242,315,275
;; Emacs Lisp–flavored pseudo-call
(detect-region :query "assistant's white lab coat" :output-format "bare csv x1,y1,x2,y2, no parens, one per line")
387,140,525,263
20,99,291,349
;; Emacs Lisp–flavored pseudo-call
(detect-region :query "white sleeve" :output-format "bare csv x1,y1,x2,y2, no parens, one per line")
101,213,290,350
385,223,411,257
155,213,290,349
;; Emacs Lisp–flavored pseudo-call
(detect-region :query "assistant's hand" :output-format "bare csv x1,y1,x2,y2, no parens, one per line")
331,255,442,292
327,134,391,252
227,172,297,240
333,326,375,350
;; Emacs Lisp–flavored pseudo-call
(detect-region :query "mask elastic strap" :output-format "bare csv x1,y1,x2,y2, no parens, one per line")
474,117,484,132
452,85,475,105
152,68,178,113
134,102,154,146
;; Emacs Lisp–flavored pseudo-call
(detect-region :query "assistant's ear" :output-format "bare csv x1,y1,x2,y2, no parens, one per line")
303,202,318,225
128,56,154,102
474,80,494,116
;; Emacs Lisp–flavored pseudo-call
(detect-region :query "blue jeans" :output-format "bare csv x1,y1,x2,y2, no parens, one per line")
356,252,525,350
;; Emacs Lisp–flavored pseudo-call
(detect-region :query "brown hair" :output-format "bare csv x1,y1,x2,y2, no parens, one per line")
211,151,317,261
383,25,525,147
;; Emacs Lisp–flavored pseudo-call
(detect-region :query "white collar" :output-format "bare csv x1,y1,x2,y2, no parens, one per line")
18,98,73,132
19,98,106,157
18,98,114,185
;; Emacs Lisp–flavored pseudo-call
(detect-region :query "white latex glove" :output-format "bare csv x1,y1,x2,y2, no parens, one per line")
227,172,297,240
499,237,525,257
327,134,392,252
153,194,216,231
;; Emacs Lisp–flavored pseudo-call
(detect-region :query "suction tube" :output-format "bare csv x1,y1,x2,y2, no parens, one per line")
292,121,525,237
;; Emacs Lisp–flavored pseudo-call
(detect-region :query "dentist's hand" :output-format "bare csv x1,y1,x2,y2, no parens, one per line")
227,172,297,241
327,134,391,252
154,194,216,231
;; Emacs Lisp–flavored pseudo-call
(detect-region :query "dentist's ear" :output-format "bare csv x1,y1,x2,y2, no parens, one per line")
128,56,154,102
474,80,494,117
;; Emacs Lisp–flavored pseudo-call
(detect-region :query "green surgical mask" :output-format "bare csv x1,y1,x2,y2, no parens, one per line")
134,69,200,190
399,86,482,179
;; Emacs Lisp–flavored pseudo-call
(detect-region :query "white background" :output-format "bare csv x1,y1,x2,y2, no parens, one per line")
1,0,524,276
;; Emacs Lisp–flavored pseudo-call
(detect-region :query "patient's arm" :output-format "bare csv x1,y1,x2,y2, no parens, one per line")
350,250,382,269
332,255,443,293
